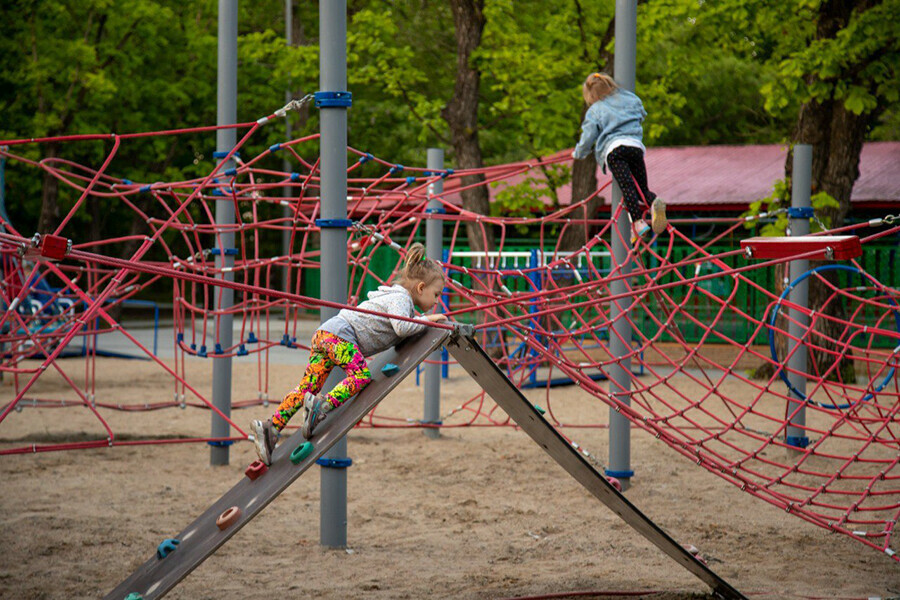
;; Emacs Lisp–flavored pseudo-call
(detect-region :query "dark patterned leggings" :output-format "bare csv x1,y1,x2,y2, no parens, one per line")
606,145,655,223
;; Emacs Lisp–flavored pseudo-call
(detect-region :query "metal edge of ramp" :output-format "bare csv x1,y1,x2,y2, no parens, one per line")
445,332,746,600
105,327,452,600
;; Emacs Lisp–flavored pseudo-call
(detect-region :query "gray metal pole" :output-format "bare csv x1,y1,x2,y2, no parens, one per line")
606,0,637,491
319,0,350,548
211,0,238,467
786,144,812,449
282,0,293,294
423,148,445,439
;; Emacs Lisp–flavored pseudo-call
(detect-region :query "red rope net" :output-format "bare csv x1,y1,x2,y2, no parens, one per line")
1,118,898,560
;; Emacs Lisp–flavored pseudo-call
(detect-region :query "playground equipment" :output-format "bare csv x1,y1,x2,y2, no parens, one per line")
105,326,744,600
1,126,899,565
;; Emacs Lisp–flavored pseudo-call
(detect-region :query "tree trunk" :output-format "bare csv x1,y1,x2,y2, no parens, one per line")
780,1,878,384
559,110,601,251
559,13,615,251
442,0,492,253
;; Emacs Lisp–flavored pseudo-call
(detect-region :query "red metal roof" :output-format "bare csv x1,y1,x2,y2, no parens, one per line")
646,141,899,207
443,142,899,210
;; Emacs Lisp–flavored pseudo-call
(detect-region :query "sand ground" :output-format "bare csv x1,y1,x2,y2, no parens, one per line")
0,354,898,600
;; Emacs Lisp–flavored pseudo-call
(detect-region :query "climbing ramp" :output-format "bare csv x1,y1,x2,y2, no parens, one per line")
106,325,745,600
104,327,452,600
445,330,746,600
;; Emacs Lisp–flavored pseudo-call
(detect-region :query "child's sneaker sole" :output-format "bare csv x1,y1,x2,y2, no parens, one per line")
651,198,667,234
251,419,272,465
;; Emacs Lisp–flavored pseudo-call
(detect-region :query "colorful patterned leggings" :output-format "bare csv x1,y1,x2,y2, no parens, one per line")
272,330,372,431
606,145,656,223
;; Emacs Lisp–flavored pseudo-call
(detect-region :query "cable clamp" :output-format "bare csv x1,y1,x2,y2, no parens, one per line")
787,207,815,219
314,91,352,108
604,469,634,479
316,457,353,469
315,218,353,229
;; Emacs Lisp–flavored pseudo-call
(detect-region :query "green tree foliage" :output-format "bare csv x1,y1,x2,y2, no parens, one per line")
1,1,897,244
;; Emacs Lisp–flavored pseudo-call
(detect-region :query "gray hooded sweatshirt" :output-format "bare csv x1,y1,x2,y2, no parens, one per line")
320,284,427,357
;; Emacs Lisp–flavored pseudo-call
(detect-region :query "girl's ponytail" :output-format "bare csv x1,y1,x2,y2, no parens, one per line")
400,242,443,287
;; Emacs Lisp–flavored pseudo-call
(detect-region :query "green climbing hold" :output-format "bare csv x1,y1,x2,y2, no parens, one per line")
291,441,314,465
124,593,144,600
533,404,546,415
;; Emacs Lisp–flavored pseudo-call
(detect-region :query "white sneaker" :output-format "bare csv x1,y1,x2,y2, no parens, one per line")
630,221,652,246
250,419,278,465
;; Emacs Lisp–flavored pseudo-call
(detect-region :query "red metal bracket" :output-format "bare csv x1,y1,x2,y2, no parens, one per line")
740,235,862,260
37,233,72,260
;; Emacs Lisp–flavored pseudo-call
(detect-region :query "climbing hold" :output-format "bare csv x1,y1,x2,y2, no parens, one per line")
216,506,241,530
681,543,700,555
245,460,268,481
124,594,143,600
291,441,314,465
381,363,399,377
533,404,546,415
606,476,622,492
156,538,180,560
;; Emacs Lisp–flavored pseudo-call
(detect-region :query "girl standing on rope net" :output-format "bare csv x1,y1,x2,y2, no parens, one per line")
251,243,448,465
573,72,667,244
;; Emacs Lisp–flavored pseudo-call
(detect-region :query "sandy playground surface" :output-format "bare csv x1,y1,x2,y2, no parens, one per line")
0,353,898,600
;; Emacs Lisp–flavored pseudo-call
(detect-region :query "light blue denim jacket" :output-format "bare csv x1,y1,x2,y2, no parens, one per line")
573,89,647,166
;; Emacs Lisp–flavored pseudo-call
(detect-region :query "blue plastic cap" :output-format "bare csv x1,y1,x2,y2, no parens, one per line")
214,343,223,355
237,344,248,356
176,333,183,343
405,176,416,184
786,435,810,449
604,469,635,479
247,332,258,344
290,172,301,182
359,153,374,164
269,143,281,153
140,185,151,192
389,164,404,174
121,179,133,185
198,345,207,357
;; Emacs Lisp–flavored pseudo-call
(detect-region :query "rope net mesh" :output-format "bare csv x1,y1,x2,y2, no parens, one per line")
0,123,898,560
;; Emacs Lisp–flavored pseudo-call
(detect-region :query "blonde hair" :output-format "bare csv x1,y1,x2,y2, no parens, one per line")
400,242,444,288
583,72,618,105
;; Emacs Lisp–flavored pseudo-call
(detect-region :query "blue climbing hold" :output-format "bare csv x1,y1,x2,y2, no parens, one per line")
156,538,180,560
381,363,399,377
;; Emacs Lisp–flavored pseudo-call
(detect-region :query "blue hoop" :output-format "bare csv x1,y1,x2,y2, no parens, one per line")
768,264,899,409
